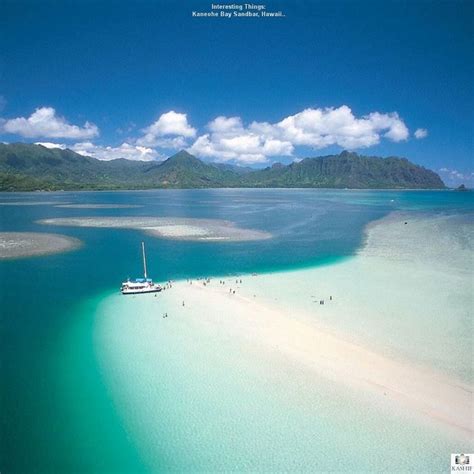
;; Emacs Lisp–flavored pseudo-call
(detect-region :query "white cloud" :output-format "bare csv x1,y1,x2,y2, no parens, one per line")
189,106,409,164
415,128,428,139
146,136,189,149
275,107,409,147
438,167,474,187
8,105,415,165
35,142,67,150
35,140,160,161
2,107,99,139
137,111,196,147
188,115,293,164
71,142,160,161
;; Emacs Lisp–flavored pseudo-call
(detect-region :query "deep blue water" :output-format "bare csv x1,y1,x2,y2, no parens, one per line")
0,189,472,473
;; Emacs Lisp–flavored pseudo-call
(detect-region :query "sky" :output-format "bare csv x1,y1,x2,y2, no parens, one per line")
0,0,472,185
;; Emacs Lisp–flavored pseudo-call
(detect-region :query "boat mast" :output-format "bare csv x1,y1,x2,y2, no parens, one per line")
142,241,148,279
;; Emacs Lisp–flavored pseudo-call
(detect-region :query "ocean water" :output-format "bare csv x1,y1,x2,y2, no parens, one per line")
1,189,472,473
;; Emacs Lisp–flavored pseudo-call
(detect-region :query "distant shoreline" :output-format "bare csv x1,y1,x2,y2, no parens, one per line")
0,145,446,191
0,186,458,194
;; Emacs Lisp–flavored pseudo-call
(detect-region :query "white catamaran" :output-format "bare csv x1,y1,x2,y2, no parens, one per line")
121,242,162,295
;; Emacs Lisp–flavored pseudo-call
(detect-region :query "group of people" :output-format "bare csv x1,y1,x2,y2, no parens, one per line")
161,276,248,317
186,277,213,286
161,281,173,291
318,295,333,305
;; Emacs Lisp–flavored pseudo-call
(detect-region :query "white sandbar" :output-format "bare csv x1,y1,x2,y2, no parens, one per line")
159,279,472,438
0,232,82,259
38,216,272,241
96,211,473,446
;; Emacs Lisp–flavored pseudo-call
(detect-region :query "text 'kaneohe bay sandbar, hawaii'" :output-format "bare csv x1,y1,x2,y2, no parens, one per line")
192,3,286,18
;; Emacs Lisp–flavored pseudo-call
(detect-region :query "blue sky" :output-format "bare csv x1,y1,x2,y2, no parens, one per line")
0,0,472,185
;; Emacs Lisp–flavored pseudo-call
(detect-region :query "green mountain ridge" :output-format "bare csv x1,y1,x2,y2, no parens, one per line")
241,151,445,189
0,144,445,191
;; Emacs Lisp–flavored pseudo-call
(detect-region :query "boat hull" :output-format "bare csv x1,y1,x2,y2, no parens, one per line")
121,286,162,295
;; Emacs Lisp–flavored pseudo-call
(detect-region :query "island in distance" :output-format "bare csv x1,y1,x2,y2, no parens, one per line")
0,143,445,191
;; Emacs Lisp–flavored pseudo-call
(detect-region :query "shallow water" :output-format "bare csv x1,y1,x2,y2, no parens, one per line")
95,292,465,473
1,189,472,473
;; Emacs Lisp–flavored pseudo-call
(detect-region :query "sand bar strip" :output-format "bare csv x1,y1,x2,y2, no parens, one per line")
38,216,272,241
0,232,82,259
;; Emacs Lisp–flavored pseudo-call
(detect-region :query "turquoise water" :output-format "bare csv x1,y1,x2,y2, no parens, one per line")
1,189,473,473
93,290,470,473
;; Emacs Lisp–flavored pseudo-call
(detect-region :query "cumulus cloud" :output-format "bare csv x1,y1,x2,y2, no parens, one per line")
137,111,196,147
10,105,415,164
189,115,293,164
35,142,67,150
1,107,99,139
35,141,159,161
71,142,160,161
146,136,189,150
415,128,428,139
188,106,409,164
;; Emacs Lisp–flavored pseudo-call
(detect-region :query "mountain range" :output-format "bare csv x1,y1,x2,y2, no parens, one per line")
0,143,445,191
